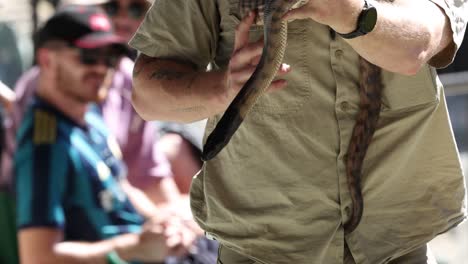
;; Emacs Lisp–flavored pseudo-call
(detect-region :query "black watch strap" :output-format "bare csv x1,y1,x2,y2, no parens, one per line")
338,0,377,39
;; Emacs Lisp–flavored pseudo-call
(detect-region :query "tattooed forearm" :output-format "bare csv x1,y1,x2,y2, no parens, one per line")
150,69,189,81
172,105,207,113
132,55,216,121
133,54,153,78
134,54,199,82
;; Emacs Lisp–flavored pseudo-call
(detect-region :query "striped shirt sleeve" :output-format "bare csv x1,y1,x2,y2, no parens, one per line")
15,111,69,230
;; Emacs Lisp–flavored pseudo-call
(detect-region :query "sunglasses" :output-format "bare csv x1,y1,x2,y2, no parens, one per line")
78,47,123,68
102,1,149,19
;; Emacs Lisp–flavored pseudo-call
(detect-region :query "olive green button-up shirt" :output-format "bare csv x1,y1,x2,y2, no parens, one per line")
130,1,468,263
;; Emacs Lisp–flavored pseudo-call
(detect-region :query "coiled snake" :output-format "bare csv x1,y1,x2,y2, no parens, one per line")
202,0,384,234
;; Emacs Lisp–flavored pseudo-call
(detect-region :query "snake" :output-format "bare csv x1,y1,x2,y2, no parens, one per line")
201,0,384,234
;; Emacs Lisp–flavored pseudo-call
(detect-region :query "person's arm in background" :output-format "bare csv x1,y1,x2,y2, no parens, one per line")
117,118,199,246
119,176,181,222
111,57,183,208
15,141,182,264
284,0,466,73
0,81,15,113
120,177,160,217
157,132,202,195
18,226,174,264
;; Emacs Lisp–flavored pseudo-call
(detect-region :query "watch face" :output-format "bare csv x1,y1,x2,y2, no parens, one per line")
361,7,378,33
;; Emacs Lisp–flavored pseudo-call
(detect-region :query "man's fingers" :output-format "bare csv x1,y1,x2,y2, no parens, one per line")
250,55,262,66
268,64,291,92
230,65,257,84
233,10,257,51
267,79,288,93
231,63,291,89
166,234,183,248
230,38,264,71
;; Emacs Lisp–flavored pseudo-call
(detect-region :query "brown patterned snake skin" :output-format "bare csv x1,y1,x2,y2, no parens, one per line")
202,0,386,234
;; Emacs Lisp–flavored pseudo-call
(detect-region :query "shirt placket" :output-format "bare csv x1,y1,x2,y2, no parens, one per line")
329,30,361,230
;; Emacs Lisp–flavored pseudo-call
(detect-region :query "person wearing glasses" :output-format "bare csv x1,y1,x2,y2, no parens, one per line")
100,0,151,53
14,5,191,264
98,1,219,263
3,0,182,224
101,0,210,208
90,0,183,212
7,0,216,263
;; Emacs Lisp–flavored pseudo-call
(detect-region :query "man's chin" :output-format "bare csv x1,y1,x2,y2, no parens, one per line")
74,93,102,104
96,88,109,103
86,93,105,104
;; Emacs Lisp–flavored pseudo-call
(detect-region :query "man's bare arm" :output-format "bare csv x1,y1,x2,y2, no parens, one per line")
285,0,454,75
132,12,291,122
346,0,453,74
131,56,229,123
18,228,142,264
18,225,185,264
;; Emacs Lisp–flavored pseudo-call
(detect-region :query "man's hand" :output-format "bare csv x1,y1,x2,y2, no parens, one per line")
283,0,364,34
219,10,291,107
123,217,195,262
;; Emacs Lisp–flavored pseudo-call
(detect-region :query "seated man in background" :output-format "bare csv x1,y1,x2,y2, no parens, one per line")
97,1,218,262
14,5,192,263
4,0,180,216
9,0,216,262
156,121,206,195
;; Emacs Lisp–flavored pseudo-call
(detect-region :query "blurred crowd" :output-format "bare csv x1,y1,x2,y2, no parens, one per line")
0,0,213,263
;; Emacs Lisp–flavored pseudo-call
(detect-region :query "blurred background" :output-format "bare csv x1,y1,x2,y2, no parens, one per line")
0,0,467,263
429,31,468,263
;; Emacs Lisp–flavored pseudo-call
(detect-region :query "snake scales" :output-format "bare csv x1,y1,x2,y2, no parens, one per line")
202,0,384,234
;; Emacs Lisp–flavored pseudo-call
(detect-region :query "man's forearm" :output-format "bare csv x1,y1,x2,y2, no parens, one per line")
19,230,140,264
52,233,140,264
132,55,228,122
343,0,452,74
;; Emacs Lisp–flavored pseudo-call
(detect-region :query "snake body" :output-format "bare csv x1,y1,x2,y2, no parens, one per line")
202,0,297,161
344,57,382,233
202,0,384,234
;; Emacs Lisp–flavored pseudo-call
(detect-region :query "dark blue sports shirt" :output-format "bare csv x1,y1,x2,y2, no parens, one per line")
15,96,144,241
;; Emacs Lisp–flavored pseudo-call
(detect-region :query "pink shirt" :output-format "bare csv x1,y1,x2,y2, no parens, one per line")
1,57,172,189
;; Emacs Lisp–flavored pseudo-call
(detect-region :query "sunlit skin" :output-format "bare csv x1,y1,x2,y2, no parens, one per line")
109,0,150,43
36,43,116,125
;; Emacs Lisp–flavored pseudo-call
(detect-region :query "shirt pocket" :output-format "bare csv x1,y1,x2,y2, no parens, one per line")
380,66,440,113
226,0,313,118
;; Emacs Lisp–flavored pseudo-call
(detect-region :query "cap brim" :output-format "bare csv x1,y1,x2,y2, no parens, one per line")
61,0,111,5
74,32,126,49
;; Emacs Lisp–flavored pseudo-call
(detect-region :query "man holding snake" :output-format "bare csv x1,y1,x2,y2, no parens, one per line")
130,0,467,263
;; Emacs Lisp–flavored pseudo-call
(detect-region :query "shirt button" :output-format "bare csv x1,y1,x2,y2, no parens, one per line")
343,154,349,161
335,49,344,59
345,206,351,217
340,101,350,111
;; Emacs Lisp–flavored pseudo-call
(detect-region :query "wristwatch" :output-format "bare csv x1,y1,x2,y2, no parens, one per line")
338,0,377,39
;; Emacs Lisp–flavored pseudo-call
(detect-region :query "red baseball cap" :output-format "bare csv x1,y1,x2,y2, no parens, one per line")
36,4,126,49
